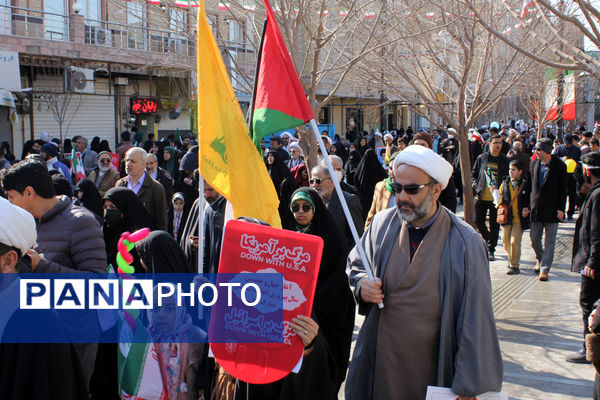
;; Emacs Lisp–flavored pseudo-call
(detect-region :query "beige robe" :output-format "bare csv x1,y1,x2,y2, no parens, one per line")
373,208,452,400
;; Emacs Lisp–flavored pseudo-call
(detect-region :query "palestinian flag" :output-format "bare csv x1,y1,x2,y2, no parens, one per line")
563,70,575,121
71,150,86,182
250,0,314,149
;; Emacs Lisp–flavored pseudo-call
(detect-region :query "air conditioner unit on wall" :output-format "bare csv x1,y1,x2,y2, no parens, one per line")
67,66,95,94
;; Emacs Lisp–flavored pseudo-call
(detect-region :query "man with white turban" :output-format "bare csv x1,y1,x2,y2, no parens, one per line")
346,145,502,400
0,196,36,273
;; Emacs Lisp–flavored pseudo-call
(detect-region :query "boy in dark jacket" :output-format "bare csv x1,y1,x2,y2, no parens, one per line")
499,160,531,275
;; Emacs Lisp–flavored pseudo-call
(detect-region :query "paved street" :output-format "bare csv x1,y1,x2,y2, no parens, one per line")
342,214,596,399
492,218,594,399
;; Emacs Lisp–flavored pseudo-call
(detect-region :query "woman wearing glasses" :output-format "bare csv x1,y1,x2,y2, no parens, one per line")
269,187,355,400
87,151,120,197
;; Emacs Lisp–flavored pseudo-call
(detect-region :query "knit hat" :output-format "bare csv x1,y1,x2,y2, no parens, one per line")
534,138,553,154
41,142,58,157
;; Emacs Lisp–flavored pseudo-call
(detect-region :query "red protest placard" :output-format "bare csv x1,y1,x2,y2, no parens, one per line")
209,219,323,384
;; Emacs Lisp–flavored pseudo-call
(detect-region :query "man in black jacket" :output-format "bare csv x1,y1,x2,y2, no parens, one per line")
471,134,509,260
567,152,600,363
529,138,567,281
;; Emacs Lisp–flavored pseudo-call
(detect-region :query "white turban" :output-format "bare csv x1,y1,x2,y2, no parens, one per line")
0,197,37,255
384,133,394,142
393,145,454,189
288,142,302,154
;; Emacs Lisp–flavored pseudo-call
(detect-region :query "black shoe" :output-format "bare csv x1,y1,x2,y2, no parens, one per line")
565,349,590,364
489,252,495,261
507,267,520,275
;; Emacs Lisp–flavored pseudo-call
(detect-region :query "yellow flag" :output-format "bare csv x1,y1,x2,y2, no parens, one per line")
196,0,281,228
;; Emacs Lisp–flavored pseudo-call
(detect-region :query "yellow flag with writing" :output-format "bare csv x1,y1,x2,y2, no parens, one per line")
196,0,281,228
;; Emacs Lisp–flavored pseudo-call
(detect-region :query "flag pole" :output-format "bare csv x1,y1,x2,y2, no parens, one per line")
308,119,383,309
247,18,268,134
198,175,205,273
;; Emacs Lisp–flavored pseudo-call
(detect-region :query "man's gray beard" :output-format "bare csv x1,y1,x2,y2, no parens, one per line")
396,189,434,224
99,165,111,172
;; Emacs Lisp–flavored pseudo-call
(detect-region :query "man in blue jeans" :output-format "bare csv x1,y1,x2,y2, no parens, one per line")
471,134,509,260
529,138,567,281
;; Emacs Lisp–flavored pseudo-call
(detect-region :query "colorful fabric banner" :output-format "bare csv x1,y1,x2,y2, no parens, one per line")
196,0,281,228
250,0,315,148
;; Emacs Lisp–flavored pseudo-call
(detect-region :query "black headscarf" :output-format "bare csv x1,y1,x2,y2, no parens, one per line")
99,140,112,153
266,150,295,228
103,187,155,270
344,149,362,186
90,136,101,153
75,179,103,219
330,142,348,164
63,139,72,155
135,230,192,273
21,140,36,160
266,150,293,195
354,148,387,213
239,188,355,400
285,187,355,395
357,138,370,156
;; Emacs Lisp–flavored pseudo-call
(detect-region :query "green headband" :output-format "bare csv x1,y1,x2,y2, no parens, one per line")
290,191,315,212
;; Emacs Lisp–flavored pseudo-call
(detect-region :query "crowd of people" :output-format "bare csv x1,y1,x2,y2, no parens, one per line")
0,118,598,399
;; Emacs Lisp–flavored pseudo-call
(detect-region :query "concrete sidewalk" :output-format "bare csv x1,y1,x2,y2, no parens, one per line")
491,218,595,399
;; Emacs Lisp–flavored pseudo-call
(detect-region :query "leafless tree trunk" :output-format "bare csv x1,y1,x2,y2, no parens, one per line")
359,0,542,225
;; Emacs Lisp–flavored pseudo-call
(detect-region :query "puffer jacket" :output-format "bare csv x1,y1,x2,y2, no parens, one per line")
35,195,106,273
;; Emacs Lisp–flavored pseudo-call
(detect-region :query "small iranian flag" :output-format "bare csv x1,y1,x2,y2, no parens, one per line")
426,12,435,18
71,150,86,182
339,10,348,17
364,11,375,18
175,0,188,7
146,0,161,5
118,324,165,399
317,10,329,16
563,70,575,121
218,2,230,10
521,0,536,19
243,4,256,12
544,68,559,121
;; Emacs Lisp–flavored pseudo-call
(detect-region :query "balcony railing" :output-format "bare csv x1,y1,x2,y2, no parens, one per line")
85,18,194,57
0,4,68,41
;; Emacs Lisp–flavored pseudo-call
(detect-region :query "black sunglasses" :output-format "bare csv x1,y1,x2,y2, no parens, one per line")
292,203,312,213
390,181,435,195
309,177,330,185
99,158,111,163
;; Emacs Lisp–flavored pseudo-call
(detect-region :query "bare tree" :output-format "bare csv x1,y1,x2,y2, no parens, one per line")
463,0,597,75
46,92,84,149
359,0,543,224
215,0,413,169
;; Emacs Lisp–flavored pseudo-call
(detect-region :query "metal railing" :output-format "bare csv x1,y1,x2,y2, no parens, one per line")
84,18,194,57
0,4,68,41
